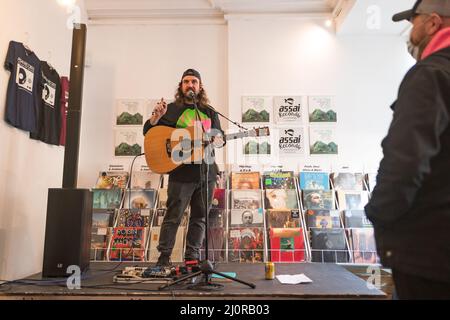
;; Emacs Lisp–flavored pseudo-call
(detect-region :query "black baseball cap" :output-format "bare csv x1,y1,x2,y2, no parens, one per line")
181,69,201,82
393,0,450,22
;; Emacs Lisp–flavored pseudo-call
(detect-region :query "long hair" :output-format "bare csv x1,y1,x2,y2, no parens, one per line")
174,81,210,107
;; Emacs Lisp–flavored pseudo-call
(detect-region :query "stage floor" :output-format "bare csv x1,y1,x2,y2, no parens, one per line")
0,262,386,300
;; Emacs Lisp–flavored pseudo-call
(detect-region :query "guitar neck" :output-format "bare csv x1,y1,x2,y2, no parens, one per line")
224,131,251,141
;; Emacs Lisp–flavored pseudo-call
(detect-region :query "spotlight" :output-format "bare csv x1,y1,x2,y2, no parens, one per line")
57,0,76,7
325,19,333,28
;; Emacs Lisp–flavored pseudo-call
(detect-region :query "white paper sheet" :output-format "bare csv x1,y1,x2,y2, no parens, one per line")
276,274,313,284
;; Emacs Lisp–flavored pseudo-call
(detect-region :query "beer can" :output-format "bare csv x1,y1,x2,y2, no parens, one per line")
265,262,275,280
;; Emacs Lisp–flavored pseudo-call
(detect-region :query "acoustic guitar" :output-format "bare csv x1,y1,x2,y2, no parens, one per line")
144,125,270,174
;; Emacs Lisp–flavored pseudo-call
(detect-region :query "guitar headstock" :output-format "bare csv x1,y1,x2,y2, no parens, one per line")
247,127,270,138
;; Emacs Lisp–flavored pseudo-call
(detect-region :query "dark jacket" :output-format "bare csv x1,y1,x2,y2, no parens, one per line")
365,46,450,283
143,102,223,183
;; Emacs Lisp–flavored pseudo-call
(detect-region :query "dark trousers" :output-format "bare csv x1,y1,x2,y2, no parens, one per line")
393,269,450,300
157,179,215,259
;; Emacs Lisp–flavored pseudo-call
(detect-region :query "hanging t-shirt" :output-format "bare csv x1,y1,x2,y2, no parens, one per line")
4,41,42,133
30,62,62,145
59,77,69,146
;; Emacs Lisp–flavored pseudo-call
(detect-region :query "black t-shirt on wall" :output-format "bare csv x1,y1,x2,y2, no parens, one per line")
143,102,223,183
4,41,42,133
30,61,61,145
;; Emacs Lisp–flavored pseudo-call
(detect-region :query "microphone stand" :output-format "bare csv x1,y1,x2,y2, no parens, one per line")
159,92,255,291
204,105,249,131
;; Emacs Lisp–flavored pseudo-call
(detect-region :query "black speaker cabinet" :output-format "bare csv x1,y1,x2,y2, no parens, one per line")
42,188,93,277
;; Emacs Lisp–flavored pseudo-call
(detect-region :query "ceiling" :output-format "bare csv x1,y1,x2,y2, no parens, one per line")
85,0,340,24
84,0,415,35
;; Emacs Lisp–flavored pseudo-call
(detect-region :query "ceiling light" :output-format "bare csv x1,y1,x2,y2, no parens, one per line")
57,0,76,7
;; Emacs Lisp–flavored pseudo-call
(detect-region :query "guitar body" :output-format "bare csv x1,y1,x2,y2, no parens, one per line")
144,125,270,174
144,125,204,174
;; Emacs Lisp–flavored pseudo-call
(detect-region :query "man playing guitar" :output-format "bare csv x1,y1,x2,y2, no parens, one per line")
144,69,224,266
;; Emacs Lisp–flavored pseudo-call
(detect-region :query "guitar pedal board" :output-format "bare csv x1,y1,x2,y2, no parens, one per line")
113,261,201,284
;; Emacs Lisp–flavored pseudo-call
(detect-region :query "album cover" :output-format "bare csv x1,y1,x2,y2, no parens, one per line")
91,210,114,261
266,210,301,228
116,99,145,126
90,230,111,261
157,189,168,208
331,172,365,191
116,209,151,228
131,171,161,189
343,210,373,228
148,226,185,263
228,227,264,263
109,227,147,261
299,172,330,190
337,191,369,210
274,96,304,124
95,171,129,189
350,228,379,264
242,96,272,123
231,172,261,189
92,209,116,230
302,190,335,210
231,190,262,209
269,228,305,262
309,126,338,155
123,189,156,209
212,188,226,209
262,171,295,189
92,189,123,209
310,228,349,263
264,189,299,210
114,128,143,157
308,96,337,123
304,209,342,229
230,209,264,227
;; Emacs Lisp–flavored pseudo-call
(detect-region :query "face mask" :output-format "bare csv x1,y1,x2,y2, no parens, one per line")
407,39,421,60
407,15,433,61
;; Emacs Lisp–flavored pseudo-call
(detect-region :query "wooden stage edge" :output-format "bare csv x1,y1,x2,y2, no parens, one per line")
0,262,388,300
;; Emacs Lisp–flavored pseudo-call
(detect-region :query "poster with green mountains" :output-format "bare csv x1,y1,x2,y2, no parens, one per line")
115,129,143,157
309,127,338,155
308,96,337,123
243,139,271,155
116,99,145,125
242,96,271,123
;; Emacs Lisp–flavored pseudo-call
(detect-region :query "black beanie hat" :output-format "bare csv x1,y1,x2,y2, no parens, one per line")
181,69,201,82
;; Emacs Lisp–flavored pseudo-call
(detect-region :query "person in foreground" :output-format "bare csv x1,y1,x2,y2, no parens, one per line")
365,0,450,299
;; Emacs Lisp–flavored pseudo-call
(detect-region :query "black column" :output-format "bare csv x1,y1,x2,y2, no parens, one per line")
63,23,87,188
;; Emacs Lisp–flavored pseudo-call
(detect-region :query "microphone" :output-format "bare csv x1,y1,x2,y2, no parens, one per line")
186,89,196,99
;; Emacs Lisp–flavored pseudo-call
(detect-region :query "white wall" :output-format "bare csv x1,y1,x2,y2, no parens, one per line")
0,0,87,281
226,17,415,173
78,24,228,187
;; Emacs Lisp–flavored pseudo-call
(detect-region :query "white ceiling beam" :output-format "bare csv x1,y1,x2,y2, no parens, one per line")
333,0,356,33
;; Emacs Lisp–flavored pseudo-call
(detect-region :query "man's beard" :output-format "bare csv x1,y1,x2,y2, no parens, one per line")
184,90,197,103
417,35,431,59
